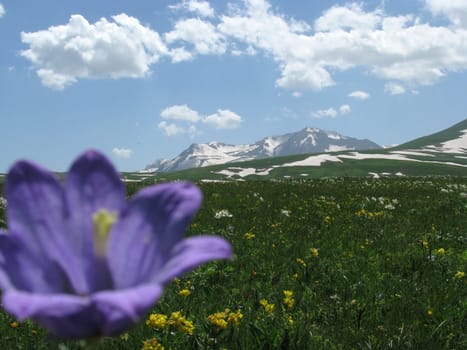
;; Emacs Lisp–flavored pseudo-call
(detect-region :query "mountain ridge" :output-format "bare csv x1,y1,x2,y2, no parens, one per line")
145,127,381,172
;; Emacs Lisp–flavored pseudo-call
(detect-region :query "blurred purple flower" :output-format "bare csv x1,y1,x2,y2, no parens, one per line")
0,150,232,338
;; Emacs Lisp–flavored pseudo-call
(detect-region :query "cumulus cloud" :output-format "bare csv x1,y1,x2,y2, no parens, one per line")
312,108,338,119
217,0,467,91
425,0,467,28
169,0,215,18
0,4,5,18
19,0,467,92
314,3,382,32
349,90,370,100
112,147,134,159
161,104,201,122
158,121,198,137
165,18,226,58
312,104,351,118
203,109,243,129
339,104,351,115
385,82,406,95
20,14,167,89
159,105,243,136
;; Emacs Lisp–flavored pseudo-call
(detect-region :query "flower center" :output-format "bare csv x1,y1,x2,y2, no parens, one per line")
92,209,117,257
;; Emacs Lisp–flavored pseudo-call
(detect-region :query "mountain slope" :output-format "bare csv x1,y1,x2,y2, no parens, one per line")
145,127,381,172
395,118,467,150
127,118,467,182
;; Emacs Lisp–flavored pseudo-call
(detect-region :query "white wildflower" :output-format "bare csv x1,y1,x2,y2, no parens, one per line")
214,209,233,219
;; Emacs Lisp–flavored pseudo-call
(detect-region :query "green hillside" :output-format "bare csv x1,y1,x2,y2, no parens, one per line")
394,118,467,150
1,119,466,184
133,118,467,181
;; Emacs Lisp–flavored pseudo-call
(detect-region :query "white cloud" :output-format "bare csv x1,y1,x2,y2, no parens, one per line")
20,0,467,92
203,109,243,129
312,104,351,118
0,4,5,18
426,0,467,28
158,121,198,137
112,147,133,159
314,3,382,32
161,104,201,122
169,0,215,18
312,108,338,119
159,105,243,136
169,47,194,63
217,0,467,91
349,90,370,100
165,18,226,57
384,82,406,95
339,104,351,115
20,14,167,89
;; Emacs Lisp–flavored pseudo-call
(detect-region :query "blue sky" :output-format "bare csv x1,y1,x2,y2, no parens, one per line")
1,0,466,172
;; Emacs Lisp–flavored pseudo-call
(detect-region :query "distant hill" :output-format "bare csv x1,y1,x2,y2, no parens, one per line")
395,118,467,150
144,127,381,172
124,118,466,182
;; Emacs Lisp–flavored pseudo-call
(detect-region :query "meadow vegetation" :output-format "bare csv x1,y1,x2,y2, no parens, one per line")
0,177,466,349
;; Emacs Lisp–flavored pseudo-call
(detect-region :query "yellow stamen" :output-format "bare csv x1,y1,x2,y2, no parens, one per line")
93,209,117,257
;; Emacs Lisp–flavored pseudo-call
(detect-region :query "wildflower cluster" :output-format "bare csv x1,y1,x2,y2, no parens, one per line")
141,338,165,350
244,232,255,240
259,299,275,315
146,314,168,330
355,208,384,218
282,290,295,309
207,308,243,330
167,311,195,335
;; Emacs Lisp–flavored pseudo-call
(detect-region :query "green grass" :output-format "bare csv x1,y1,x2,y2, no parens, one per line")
394,119,467,150
0,177,466,349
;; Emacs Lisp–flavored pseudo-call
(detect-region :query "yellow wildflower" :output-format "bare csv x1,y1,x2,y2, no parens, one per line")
208,308,243,329
436,248,446,255
244,232,255,240
310,247,319,257
296,258,307,268
287,315,294,327
168,311,194,335
454,271,465,279
283,290,295,309
208,310,230,329
427,309,433,317
179,289,191,297
146,313,168,329
228,309,243,327
9,321,18,328
260,299,275,315
141,338,164,350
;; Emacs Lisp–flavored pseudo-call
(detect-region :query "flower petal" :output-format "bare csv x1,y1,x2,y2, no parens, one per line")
1,285,163,339
0,233,71,293
108,182,202,289
91,283,164,336
64,150,126,293
154,236,233,285
2,289,90,320
4,160,85,293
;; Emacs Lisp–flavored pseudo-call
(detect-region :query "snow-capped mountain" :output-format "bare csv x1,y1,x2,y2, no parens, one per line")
144,127,381,172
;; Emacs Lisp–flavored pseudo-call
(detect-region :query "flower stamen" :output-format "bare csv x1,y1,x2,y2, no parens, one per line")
93,209,117,257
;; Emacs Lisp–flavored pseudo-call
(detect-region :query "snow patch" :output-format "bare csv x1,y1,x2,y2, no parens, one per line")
282,154,343,167
326,145,351,152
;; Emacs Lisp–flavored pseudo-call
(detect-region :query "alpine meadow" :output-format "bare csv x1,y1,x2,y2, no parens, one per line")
1,0,467,349
0,177,466,349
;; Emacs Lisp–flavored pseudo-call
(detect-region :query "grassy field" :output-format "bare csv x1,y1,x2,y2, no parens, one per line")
0,177,466,349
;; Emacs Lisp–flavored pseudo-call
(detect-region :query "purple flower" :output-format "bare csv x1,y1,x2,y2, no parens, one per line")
0,150,232,338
